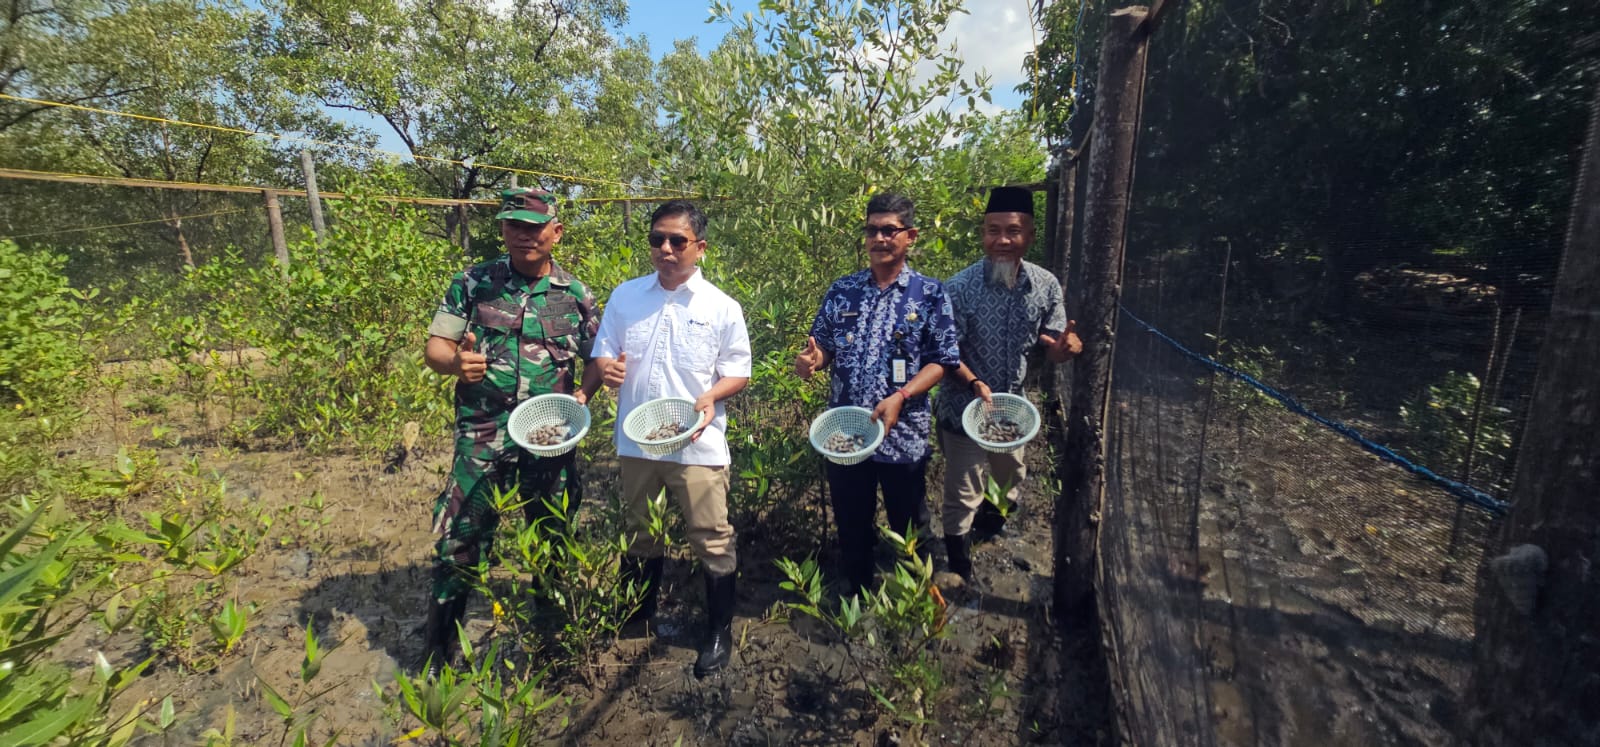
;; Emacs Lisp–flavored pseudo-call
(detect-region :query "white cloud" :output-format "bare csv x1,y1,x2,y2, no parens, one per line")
942,0,1039,98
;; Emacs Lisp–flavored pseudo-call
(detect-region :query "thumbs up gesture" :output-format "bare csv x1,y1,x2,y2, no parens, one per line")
455,331,488,383
601,351,628,388
794,336,826,380
1041,320,1083,363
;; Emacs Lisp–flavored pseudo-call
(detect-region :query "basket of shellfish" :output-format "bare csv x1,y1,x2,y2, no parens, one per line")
622,397,703,456
807,406,886,466
961,393,1040,453
509,393,591,457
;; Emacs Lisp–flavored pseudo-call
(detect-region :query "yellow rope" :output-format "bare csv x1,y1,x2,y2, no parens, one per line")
0,92,692,195
0,208,247,241
0,165,709,207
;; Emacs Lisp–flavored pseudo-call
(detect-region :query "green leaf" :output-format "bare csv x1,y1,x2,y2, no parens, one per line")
0,532,73,612
0,503,43,559
0,696,95,747
259,679,294,720
159,695,176,728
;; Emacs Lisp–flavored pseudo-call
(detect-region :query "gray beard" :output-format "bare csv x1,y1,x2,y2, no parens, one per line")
987,259,1020,289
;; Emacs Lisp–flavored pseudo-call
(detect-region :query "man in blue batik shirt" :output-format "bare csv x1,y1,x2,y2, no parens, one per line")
794,192,962,594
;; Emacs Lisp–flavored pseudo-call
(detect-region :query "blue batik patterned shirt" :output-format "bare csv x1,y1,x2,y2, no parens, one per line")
934,259,1067,430
809,266,962,464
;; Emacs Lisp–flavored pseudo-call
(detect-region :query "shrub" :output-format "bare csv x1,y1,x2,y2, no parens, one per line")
1399,370,1514,491
0,241,96,413
245,194,460,450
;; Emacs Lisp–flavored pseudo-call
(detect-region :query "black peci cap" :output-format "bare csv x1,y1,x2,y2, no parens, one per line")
984,186,1034,216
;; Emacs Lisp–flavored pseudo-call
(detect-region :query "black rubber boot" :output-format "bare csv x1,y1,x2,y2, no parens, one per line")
620,556,664,624
972,501,1008,539
421,595,467,679
944,533,973,581
694,572,736,678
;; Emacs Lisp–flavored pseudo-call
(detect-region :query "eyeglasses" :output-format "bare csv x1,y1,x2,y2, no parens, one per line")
861,225,912,239
648,232,699,249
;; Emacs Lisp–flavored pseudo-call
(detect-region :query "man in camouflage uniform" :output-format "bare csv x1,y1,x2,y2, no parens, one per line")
420,187,601,673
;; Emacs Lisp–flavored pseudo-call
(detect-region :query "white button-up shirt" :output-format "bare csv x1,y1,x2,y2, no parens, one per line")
592,269,752,465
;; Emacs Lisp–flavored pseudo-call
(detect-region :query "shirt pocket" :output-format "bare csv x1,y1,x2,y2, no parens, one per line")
472,300,522,352
828,310,860,354
529,296,580,361
681,318,719,372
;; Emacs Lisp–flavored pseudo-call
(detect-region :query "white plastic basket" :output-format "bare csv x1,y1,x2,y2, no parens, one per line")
508,393,591,457
961,393,1040,453
622,397,701,456
808,406,886,466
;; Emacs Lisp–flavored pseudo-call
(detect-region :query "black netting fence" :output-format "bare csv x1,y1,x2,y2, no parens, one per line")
1075,0,1598,743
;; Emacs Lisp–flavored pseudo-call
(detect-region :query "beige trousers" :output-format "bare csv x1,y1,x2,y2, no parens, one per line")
620,457,736,577
938,427,1026,536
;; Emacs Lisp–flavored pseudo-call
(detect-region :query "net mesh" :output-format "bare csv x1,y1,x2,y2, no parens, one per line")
1081,0,1596,743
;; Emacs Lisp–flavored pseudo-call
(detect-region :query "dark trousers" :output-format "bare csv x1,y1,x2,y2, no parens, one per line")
826,458,932,591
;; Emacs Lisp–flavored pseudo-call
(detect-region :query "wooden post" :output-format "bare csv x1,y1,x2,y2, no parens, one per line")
263,189,289,279
300,150,327,245
623,201,632,235
1469,77,1600,746
456,202,471,256
1054,6,1152,620
1046,152,1082,486
509,173,518,189
1051,151,1081,299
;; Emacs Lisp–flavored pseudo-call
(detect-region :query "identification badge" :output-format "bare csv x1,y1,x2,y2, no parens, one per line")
891,358,908,384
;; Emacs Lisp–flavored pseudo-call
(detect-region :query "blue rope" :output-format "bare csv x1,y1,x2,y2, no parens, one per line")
1118,306,1511,517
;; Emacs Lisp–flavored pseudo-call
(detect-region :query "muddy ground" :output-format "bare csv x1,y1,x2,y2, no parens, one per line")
54,387,1113,747
1100,362,1494,747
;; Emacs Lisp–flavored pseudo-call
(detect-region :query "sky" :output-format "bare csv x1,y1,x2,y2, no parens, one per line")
619,0,1036,113
349,0,1037,154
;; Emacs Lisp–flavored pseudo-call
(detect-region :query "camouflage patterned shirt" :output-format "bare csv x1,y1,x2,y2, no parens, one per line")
428,256,599,433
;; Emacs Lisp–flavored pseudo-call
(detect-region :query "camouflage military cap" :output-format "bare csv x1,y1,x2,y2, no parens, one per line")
494,187,558,224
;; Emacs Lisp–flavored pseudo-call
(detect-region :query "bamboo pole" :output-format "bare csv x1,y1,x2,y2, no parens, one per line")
301,150,327,244
263,189,289,279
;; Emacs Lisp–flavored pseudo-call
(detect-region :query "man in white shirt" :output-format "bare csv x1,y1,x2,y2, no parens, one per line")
588,200,752,678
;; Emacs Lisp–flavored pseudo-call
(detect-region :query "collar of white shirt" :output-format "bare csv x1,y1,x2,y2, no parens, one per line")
648,268,709,294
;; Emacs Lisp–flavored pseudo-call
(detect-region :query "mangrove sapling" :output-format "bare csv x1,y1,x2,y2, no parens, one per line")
255,624,343,747
776,527,952,745
478,487,657,684
980,475,1017,523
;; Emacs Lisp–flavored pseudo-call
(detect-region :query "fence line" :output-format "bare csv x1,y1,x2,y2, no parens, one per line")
0,92,690,195
0,208,246,242
0,167,704,207
1119,305,1511,515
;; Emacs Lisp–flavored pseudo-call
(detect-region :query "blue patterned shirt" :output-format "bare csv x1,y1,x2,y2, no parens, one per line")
934,259,1067,430
809,266,962,464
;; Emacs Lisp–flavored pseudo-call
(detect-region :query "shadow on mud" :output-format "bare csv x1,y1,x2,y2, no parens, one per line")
294,558,437,669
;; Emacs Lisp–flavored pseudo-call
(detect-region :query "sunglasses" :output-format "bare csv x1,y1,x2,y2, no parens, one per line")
648,231,699,249
861,225,912,239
